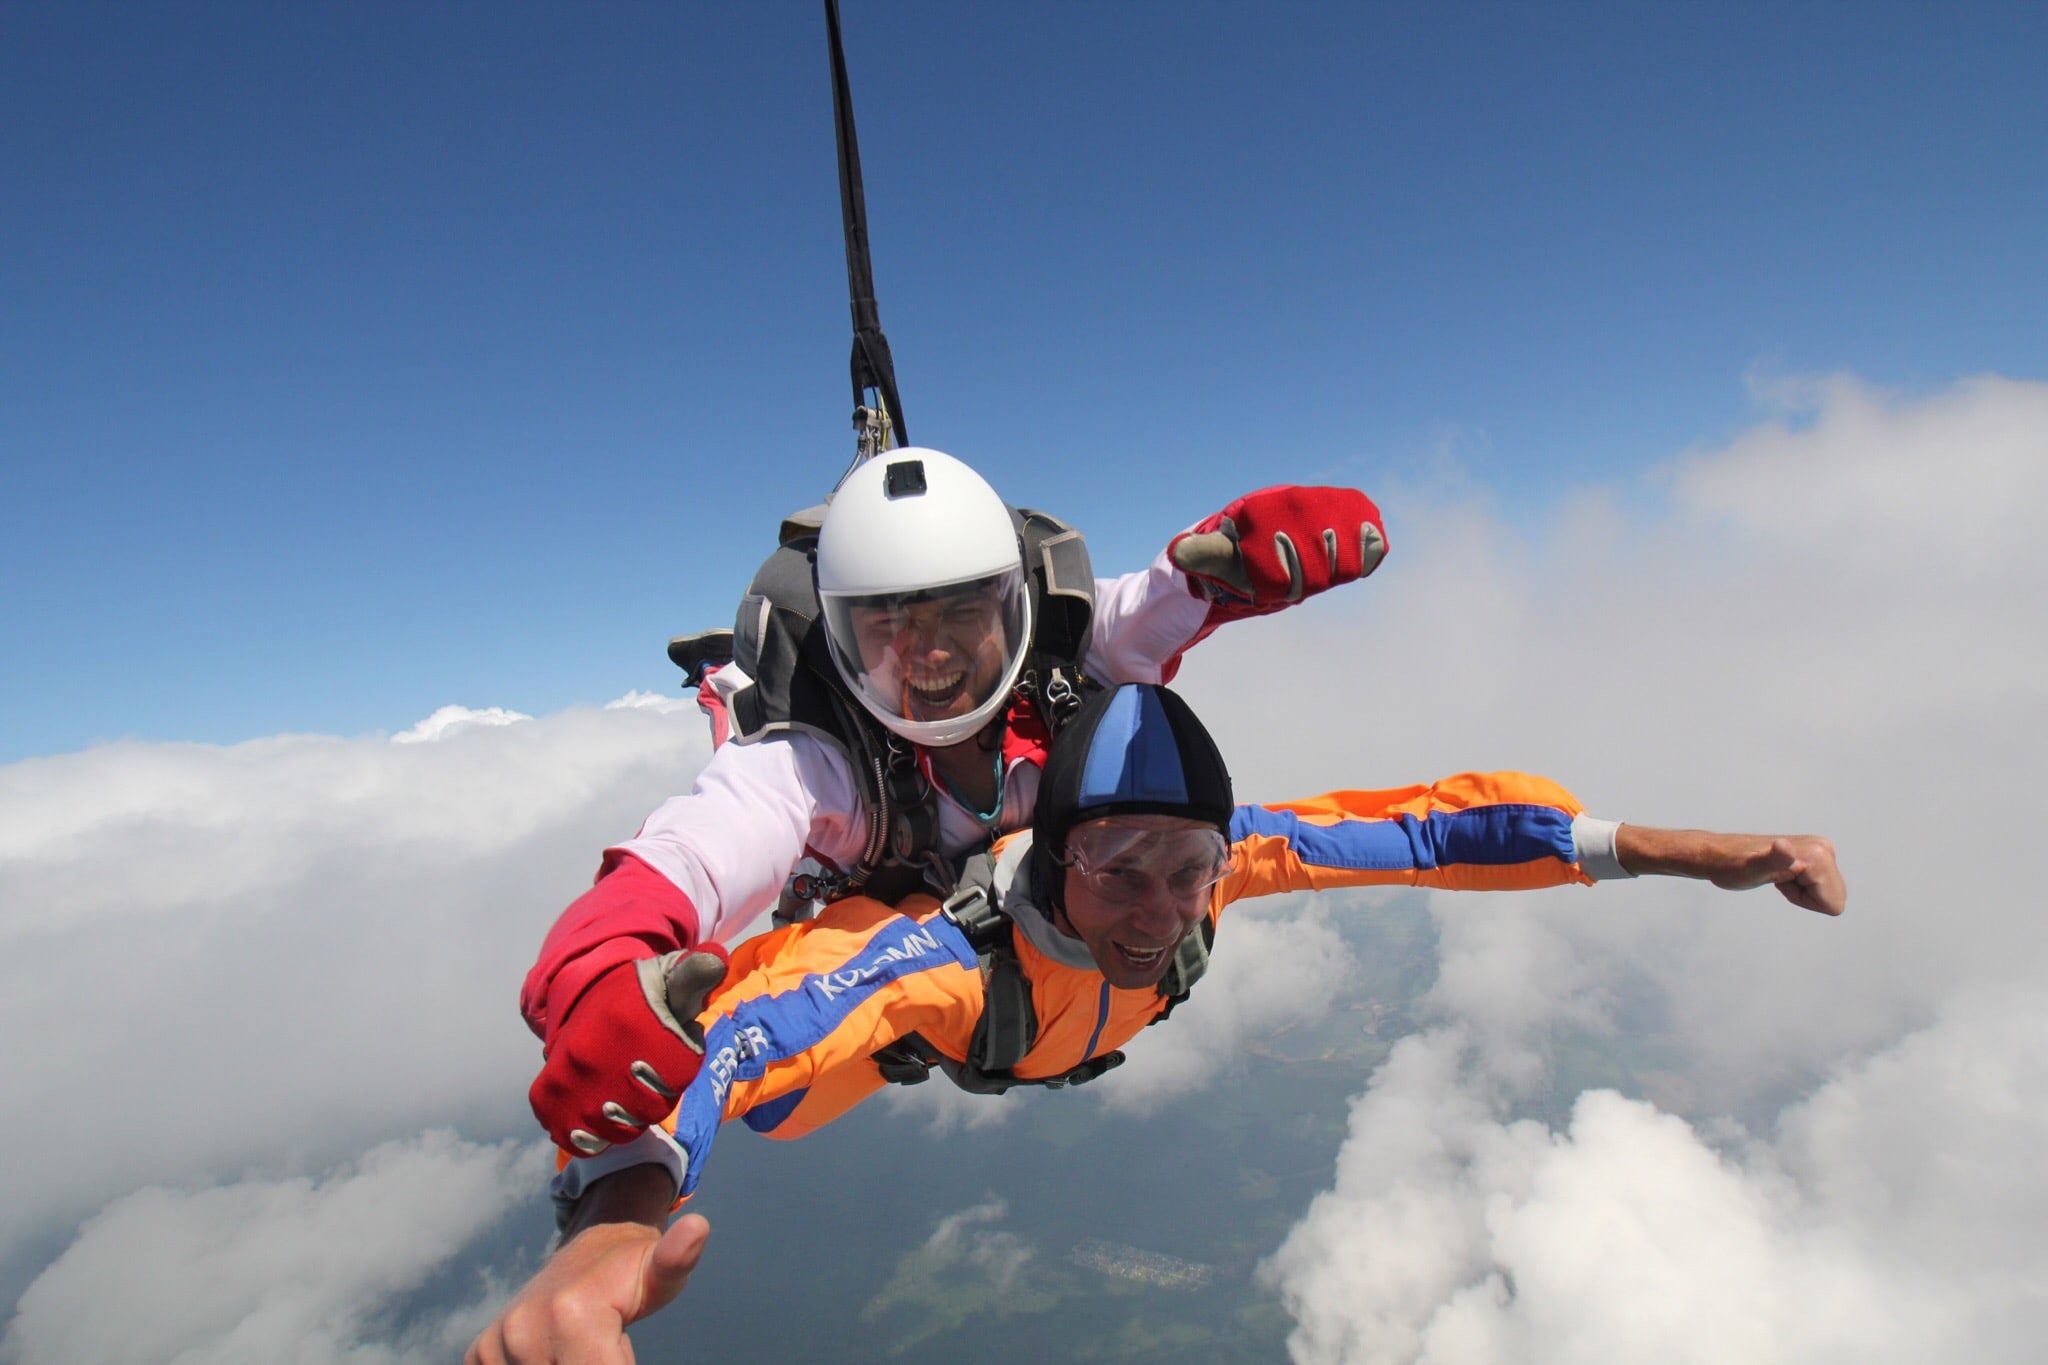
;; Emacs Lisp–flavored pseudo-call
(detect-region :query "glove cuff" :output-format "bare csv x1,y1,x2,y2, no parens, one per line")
523,854,703,1046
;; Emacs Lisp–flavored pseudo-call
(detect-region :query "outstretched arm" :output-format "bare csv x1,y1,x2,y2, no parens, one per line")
465,1165,705,1365
479,896,988,1357
1216,776,1846,919
1616,826,1845,916
1087,486,1387,686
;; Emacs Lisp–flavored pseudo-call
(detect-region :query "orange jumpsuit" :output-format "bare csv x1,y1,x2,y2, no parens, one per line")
563,771,1605,1201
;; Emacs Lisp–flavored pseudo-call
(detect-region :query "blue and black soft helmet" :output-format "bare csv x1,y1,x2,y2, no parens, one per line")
1031,683,1235,884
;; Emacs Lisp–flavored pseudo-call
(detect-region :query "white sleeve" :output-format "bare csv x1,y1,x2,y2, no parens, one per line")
1571,816,1634,881
608,733,870,944
550,1128,686,1227
1084,550,1212,684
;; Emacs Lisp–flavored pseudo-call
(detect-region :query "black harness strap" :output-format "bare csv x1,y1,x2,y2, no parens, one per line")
868,853,1211,1095
824,0,908,452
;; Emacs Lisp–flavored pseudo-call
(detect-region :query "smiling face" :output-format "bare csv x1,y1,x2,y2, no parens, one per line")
1053,814,1234,989
846,583,1010,726
819,565,1032,746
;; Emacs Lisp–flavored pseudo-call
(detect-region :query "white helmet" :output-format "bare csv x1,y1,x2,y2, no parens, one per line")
816,448,1033,747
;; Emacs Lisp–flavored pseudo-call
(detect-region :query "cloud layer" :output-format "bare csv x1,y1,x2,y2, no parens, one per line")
3,373,2043,1360
1201,373,2048,1362
6,1133,548,1365
0,692,707,1339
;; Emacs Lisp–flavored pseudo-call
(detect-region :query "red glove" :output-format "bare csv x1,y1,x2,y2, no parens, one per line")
1169,486,1387,611
521,854,703,1044
528,946,730,1156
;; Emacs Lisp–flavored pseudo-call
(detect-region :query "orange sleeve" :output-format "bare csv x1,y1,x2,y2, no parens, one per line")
1217,772,1596,902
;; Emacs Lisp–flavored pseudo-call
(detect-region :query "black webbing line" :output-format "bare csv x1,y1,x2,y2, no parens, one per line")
825,0,909,449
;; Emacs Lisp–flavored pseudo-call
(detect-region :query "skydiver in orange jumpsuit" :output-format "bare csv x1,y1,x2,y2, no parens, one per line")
468,683,1844,1365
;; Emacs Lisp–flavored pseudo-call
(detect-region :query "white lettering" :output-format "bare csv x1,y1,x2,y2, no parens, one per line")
804,925,949,1005
707,1045,739,1105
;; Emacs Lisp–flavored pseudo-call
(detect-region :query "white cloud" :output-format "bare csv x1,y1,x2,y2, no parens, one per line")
0,698,710,1259
390,704,534,745
922,1199,1034,1292
603,690,696,714
1221,374,2048,1362
2,1132,549,1365
1264,987,2048,1364
6,374,2045,1359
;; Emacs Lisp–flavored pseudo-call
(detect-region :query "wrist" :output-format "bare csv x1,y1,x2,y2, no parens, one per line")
560,1162,679,1242
1614,826,1765,881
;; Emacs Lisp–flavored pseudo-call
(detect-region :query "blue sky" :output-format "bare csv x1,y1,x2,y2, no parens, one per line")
4,1,2043,762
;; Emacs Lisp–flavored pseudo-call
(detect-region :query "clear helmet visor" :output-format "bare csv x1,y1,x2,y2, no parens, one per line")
820,565,1032,746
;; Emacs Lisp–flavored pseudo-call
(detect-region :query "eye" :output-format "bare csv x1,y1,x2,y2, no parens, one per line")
858,612,908,638
1100,867,1151,896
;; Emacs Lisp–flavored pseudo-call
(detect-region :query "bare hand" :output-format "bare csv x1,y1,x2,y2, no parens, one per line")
1704,834,1845,915
465,1209,707,1364
1616,826,1846,917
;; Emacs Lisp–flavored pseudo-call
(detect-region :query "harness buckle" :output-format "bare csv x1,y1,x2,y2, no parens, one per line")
788,871,836,902
941,883,1003,941
1042,669,1083,728
871,1035,936,1085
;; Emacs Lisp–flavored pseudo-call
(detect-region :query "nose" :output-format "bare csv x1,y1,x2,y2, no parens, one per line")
1126,884,1194,937
882,616,938,659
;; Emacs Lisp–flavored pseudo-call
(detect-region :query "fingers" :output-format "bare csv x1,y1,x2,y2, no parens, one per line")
1169,488,1387,608
1771,836,1846,916
533,957,722,1156
1269,532,1305,601
641,1214,711,1320
1721,835,1846,915
1359,521,1388,578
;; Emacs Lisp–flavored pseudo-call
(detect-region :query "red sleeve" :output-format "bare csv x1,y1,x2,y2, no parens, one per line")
519,853,702,1045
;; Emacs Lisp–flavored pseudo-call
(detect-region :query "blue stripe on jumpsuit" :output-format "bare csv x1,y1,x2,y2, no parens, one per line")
670,914,979,1195
1229,803,1576,870
1079,981,1112,1064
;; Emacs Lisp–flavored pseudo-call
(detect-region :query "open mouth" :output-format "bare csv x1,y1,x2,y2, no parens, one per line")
1112,942,1169,969
906,670,966,710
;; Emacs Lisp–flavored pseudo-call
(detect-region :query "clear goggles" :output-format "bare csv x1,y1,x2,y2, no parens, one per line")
1058,819,1235,906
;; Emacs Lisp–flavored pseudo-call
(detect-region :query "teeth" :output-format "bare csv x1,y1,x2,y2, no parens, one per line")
908,671,964,696
1117,944,1166,964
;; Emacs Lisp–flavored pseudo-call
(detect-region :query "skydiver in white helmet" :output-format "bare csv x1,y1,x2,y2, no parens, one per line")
521,448,1391,1160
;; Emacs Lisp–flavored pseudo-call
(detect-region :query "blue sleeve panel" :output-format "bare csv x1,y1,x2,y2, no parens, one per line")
740,1088,808,1134
1229,802,1577,871
669,913,979,1196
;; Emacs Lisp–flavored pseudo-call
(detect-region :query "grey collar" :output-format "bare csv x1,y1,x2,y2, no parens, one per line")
992,832,1099,972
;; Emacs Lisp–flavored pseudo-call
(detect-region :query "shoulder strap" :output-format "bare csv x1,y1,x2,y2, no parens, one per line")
937,852,1038,1073
1010,507,1099,735
1151,915,1215,1021
1016,507,1094,670
968,936,1037,1073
